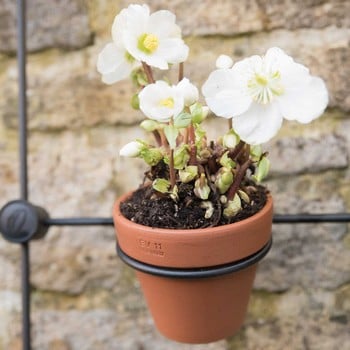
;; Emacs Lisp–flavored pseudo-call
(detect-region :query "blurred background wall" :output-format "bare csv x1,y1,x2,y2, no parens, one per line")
0,1,349,349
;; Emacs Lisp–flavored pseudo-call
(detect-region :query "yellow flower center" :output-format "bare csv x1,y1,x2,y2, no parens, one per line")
159,97,175,108
248,70,284,104
138,33,159,54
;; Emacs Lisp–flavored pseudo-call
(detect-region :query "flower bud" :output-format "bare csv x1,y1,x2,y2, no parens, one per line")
238,190,250,204
215,168,234,194
179,165,198,183
119,141,143,157
223,130,239,148
223,194,242,218
141,148,163,166
219,151,235,168
200,201,214,219
176,78,199,106
190,103,208,124
194,173,211,200
140,119,161,132
215,55,234,69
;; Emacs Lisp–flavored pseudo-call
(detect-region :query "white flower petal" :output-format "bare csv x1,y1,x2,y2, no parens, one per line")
216,55,234,69
97,42,140,84
233,102,283,145
97,42,124,74
139,81,184,121
202,69,252,118
175,78,199,106
120,141,143,157
278,76,328,123
148,10,178,38
157,38,189,64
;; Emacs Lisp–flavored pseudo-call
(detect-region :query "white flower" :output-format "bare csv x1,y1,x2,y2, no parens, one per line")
117,4,189,69
202,47,328,144
97,42,140,84
175,78,199,106
97,6,142,84
119,141,143,157
139,80,185,122
216,54,233,69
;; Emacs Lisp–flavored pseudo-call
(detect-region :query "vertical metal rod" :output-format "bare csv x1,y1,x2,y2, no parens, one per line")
16,0,31,349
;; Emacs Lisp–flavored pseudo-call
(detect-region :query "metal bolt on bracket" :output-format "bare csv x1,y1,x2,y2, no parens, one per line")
0,200,49,243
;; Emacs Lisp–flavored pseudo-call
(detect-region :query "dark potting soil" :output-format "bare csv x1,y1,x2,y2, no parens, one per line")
120,182,268,229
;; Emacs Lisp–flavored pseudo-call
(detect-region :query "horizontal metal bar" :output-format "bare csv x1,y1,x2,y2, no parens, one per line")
43,213,350,227
273,213,350,223
44,217,114,226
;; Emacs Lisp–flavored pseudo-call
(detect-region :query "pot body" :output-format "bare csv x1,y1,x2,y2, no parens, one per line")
113,191,273,343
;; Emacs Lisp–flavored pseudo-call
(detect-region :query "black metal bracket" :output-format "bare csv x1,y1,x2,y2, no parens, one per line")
0,200,49,243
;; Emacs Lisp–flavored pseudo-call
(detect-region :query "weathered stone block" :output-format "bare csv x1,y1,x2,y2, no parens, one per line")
0,0,92,53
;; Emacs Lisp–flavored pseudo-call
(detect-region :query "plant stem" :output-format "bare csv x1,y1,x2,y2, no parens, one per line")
152,130,162,147
178,62,184,82
169,149,176,189
229,140,246,161
142,61,155,84
226,159,252,201
228,118,233,130
188,123,197,165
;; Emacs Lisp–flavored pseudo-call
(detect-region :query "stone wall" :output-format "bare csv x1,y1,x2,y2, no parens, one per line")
0,0,349,349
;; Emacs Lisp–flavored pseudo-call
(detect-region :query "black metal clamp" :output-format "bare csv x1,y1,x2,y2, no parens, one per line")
0,200,49,243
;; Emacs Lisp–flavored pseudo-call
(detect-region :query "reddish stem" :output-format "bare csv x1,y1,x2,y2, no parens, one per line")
169,149,176,189
229,140,246,161
142,61,155,84
188,123,197,165
178,62,184,82
226,159,252,201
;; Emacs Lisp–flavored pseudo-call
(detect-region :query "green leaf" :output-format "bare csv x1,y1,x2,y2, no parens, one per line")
152,178,171,193
219,151,235,168
140,119,160,132
174,112,192,128
131,94,140,110
252,156,270,182
164,124,179,149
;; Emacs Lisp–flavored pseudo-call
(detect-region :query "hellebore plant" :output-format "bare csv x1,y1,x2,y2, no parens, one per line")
97,4,328,222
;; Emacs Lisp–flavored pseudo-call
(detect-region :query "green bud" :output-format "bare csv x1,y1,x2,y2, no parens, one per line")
223,194,242,218
140,119,161,132
238,190,250,204
223,130,239,148
194,174,211,200
215,168,234,194
252,156,270,183
219,151,235,168
190,103,209,124
140,148,163,166
131,68,148,87
170,185,179,201
174,112,192,128
250,145,263,161
152,178,171,194
164,144,190,170
131,94,140,110
179,165,198,183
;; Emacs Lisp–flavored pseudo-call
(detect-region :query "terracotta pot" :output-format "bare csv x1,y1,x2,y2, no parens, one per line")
113,191,273,344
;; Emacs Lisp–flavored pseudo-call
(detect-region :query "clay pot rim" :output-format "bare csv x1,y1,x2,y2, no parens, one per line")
117,238,272,279
114,191,273,236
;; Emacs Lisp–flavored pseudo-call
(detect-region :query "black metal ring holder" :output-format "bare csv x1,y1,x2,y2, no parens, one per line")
1,1,349,350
